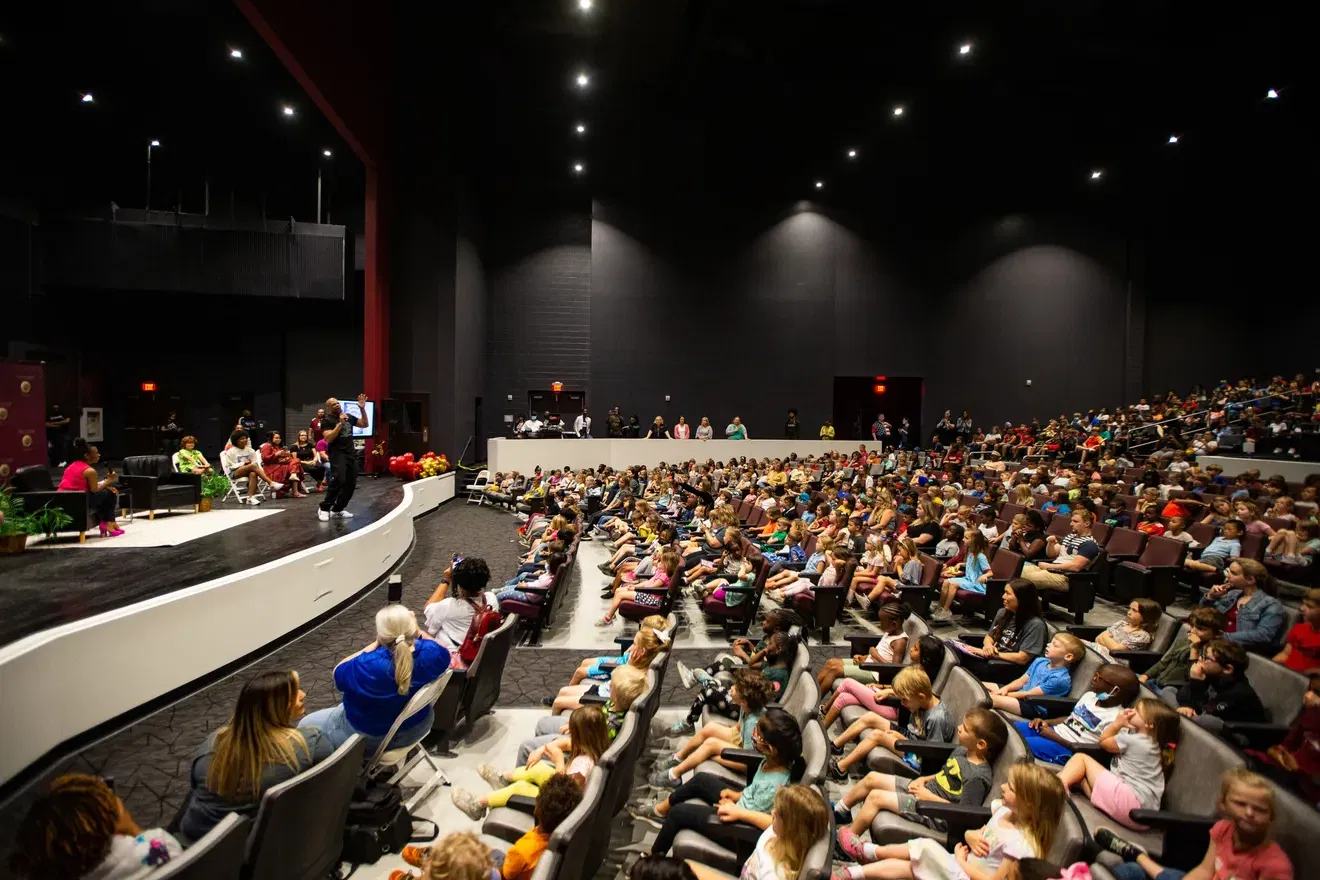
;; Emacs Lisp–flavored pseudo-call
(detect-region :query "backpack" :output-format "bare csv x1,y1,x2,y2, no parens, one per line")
341,776,436,867
458,602,502,666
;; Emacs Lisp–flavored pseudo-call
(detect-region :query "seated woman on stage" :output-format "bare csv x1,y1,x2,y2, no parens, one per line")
259,432,308,498
175,435,214,475
290,429,326,490
300,605,449,752
58,438,125,538
180,670,331,841
219,431,283,503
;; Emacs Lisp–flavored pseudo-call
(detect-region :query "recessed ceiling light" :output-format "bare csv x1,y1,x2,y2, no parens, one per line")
578,0,593,10
150,140,160,147
815,181,824,189
81,93,94,103
892,105,904,117
1090,170,1104,180
323,148,333,157
847,149,857,158
576,123,586,134
282,105,295,116
959,43,973,56
1167,135,1179,145
573,162,584,174
576,72,590,88
229,48,243,59
1265,88,1279,99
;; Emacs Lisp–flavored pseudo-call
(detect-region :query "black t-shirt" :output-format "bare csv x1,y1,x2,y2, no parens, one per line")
1017,529,1047,560
292,442,317,463
47,407,70,437
907,522,942,547
323,413,355,454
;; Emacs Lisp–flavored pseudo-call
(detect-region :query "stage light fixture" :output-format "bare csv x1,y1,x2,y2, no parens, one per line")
576,72,590,88
579,0,593,10
847,148,857,158
1265,88,1278,99
150,139,160,147
282,104,295,116
1090,169,1104,180
323,148,333,157
229,48,243,59
81,93,94,103
959,43,973,56
892,105,904,117
573,162,584,174
576,123,586,134
815,180,824,189
1167,134,1179,144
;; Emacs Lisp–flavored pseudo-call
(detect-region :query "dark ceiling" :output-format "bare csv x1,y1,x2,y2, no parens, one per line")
1,1,1304,239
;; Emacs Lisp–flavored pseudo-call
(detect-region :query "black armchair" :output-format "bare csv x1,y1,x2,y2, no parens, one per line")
121,455,201,518
10,465,97,542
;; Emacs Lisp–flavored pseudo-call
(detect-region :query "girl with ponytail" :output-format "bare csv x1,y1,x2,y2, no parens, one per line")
298,606,449,753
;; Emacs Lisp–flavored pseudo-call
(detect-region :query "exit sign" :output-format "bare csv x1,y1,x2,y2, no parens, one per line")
141,382,157,392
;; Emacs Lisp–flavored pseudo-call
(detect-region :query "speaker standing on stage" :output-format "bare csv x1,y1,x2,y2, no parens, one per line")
318,394,369,522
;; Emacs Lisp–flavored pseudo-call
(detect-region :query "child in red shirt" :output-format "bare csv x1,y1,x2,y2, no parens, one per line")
1274,589,1320,674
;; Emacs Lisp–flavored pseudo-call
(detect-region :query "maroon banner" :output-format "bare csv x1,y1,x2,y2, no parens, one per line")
0,363,45,485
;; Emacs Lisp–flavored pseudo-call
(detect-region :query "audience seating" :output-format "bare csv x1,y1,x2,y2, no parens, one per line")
899,552,942,616
1111,536,1190,606
154,813,248,880
701,555,769,636
956,547,1023,622
791,559,850,642
1010,645,1106,720
1073,613,1182,674
428,613,519,756
1096,528,1147,592
123,454,202,518
853,666,989,777
483,765,606,880
242,735,365,880
9,464,98,540
367,671,452,811
1220,659,1310,749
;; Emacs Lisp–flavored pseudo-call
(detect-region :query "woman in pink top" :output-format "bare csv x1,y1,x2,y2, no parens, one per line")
58,438,124,537
672,416,691,440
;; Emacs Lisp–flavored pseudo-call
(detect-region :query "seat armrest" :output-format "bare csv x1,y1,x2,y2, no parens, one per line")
599,663,619,674
1070,743,1113,765
1128,809,1216,833
503,795,538,815
1105,552,1140,566
800,571,822,582
1111,649,1163,673
633,586,671,596
895,741,957,760
957,633,986,646
1222,721,1291,750
1017,696,1079,716
859,663,906,683
165,472,203,490
580,689,608,706
848,634,885,655
117,474,156,494
518,584,552,594
698,814,768,846
913,801,992,841
1066,625,1105,641
615,636,635,651
714,749,764,779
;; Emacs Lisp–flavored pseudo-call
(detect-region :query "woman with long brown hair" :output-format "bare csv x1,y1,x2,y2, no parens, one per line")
179,670,331,841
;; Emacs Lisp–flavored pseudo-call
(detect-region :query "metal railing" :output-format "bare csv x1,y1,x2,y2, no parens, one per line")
1128,390,1301,452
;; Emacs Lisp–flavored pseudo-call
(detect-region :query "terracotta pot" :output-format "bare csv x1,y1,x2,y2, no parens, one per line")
0,533,28,555
199,498,213,513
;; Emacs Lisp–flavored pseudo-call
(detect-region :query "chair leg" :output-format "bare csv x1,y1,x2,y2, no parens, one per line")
79,531,86,544
148,510,155,521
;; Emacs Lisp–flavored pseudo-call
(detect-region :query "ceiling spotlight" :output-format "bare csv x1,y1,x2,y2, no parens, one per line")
576,72,590,88
1265,88,1279,99
892,105,904,117
1090,170,1104,180
1167,134,1179,144
576,123,586,134
847,149,857,158
814,181,824,189
149,140,160,147
323,148,333,157
229,48,243,59
81,93,94,103
959,43,973,56
282,105,295,116
578,0,592,9
573,162,584,174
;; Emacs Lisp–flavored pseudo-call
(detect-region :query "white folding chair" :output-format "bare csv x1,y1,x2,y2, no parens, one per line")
368,670,452,811
220,454,264,505
466,469,491,504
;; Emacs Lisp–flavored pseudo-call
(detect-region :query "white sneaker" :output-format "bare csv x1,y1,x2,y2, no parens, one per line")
333,510,354,519
318,509,330,521
930,608,954,622
268,481,284,492
247,497,263,505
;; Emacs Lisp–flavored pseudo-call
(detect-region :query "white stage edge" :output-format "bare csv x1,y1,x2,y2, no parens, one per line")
0,471,455,788
1196,456,1319,483
488,437,856,474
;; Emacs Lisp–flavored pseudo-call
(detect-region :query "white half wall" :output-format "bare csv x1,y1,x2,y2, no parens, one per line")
1194,456,1319,483
0,472,456,788
488,438,858,474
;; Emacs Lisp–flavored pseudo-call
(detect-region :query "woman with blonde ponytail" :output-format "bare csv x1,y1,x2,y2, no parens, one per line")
298,605,449,753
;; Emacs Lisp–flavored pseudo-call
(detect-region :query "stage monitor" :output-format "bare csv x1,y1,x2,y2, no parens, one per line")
340,400,375,437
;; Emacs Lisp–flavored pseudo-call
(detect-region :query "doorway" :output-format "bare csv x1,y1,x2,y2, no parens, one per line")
388,392,430,459
832,376,923,444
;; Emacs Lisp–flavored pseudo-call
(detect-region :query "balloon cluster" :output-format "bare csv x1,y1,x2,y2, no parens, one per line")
387,451,449,481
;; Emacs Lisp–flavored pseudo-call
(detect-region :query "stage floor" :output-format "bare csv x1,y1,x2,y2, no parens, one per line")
0,480,402,647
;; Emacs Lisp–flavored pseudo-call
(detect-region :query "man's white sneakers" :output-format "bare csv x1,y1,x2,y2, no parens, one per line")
318,509,352,520
317,509,330,521
334,510,354,519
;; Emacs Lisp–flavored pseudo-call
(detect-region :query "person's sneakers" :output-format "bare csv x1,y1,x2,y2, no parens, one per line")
929,607,954,622
600,590,615,600
594,615,614,627
677,661,696,689
667,718,695,736
334,510,355,518
451,788,486,822
856,594,871,612
647,767,680,789
477,763,507,788
828,757,848,780
832,800,853,826
598,563,614,575
1095,828,1145,863
267,481,284,492
400,845,430,868
627,800,666,829
836,827,870,862
541,697,556,707
317,509,330,521
654,754,681,771
829,739,845,756
247,496,263,505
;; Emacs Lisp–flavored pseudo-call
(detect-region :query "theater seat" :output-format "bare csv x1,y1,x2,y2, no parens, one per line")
1112,536,1189,607
858,666,990,777
154,813,247,880
122,454,201,518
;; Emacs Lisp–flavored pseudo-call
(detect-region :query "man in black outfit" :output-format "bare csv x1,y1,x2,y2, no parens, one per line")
318,393,369,521
45,403,71,466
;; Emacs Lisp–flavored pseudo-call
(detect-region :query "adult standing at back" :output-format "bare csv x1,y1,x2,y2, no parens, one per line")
574,408,592,438
725,416,748,440
318,393,369,522
308,407,326,441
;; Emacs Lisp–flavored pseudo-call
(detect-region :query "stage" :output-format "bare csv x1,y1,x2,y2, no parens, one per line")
0,472,455,789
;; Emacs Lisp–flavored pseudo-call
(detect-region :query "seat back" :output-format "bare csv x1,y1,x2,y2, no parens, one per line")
1239,531,1265,560
902,613,931,654
1149,614,1181,655
1162,718,1245,815
1090,522,1111,547
463,613,519,719
529,852,560,880
243,735,366,880
155,813,247,879
548,765,607,880
1000,503,1025,521
916,553,941,586
930,644,959,694
800,784,834,880
1069,647,1106,700
939,666,991,715
1105,528,1147,557
990,548,1024,580
368,671,452,769
1049,800,1088,867
776,669,820,728
799,719,829,786
1188,522,1218,547
1244,654,1309,727
1140,536,1188,567
989,722,1031,804
1268,778,1320,880
1047,515,1072,538
599,712,640,836
12,465,56,491
124,454,173,478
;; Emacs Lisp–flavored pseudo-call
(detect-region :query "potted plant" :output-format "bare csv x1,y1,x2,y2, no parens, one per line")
28,504,73,540
0,487,38,554
199,473,231,512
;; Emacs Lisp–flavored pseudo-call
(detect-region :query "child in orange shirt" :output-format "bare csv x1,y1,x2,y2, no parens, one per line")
500,772,582,880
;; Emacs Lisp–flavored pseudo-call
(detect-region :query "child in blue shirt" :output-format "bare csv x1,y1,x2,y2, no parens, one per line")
1185,519,1244,574
986,633,1085,717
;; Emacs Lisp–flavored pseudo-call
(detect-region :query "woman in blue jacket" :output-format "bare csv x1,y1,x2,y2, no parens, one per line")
1200,558,1284,650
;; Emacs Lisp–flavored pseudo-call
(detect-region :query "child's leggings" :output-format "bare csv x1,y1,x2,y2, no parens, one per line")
831,679,899,720
486,762,557,806
782,582,815,598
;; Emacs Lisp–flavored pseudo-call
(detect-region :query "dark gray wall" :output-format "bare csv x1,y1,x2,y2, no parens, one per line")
454,234,487,460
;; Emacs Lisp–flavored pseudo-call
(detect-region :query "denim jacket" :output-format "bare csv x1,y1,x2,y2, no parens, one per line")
1204,588,1284,648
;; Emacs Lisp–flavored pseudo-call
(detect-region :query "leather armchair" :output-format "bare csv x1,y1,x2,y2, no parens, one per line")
121,455,201,518
10,465,97,542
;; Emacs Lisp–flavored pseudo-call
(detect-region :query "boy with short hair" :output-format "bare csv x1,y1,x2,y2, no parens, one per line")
1184,519,1244,573
829,665,956,779
1174,638,1266,732
500,772,582,880
986,632,1085,716
1141,606,1225,693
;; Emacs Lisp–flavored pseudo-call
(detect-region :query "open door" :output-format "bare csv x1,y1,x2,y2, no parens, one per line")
386,392,429,459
